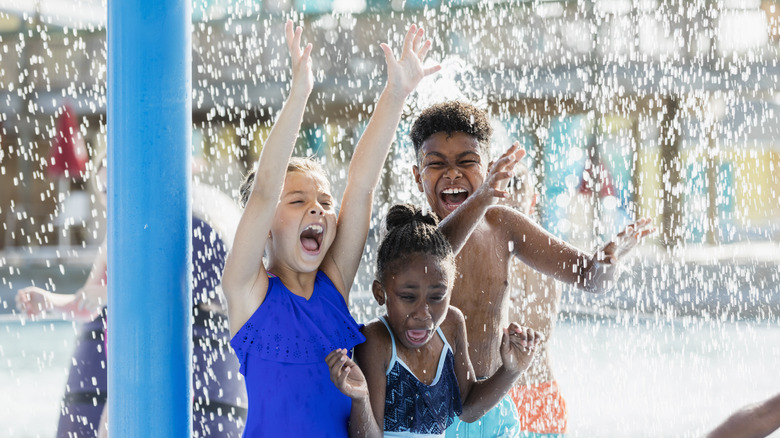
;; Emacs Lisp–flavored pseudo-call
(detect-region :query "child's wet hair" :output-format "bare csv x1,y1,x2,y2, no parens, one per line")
376,204,455,282
239,157,329,208
410,101,493,161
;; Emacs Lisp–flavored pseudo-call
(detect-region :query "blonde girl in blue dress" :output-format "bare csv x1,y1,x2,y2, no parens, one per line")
222,20,441,437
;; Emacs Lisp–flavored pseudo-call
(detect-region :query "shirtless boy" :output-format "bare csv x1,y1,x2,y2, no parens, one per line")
504,162,567,436
409,101,654,436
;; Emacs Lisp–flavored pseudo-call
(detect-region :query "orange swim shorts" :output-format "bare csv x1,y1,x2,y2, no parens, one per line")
509,380,567,434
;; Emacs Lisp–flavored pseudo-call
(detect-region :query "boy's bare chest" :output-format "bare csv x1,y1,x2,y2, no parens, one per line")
454,232,511,301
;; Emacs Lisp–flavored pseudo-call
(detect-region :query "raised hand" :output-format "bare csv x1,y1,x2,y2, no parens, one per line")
284,19,314,97
595,218,656,265
500,323,543,375
381,24,442,98
326,348,369,400
478,141,526,202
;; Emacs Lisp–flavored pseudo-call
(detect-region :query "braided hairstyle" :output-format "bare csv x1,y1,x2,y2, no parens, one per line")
410,101,493,163
376,204,455,284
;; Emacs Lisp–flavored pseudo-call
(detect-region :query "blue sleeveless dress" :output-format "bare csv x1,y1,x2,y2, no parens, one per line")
230,271,365,437
379,317,462,437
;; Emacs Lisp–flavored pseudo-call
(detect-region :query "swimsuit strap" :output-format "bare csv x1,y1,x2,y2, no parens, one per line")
378,316,398,375
435,325,452,355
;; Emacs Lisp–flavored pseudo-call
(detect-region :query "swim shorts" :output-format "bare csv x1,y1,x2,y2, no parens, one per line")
445,394,520,438
509,380,567,436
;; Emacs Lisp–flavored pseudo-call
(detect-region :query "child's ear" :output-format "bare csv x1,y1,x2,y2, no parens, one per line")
412,165,424,193
372,280,385,305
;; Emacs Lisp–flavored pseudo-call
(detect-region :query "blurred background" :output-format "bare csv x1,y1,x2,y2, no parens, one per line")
0,0,778,437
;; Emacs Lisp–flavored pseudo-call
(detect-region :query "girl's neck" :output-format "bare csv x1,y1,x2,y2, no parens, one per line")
267,264,318,298
392,327,445,386
385,316,444,376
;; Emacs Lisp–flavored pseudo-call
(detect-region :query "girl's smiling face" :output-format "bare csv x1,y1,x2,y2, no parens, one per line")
373,252,453,350
268,170,337,273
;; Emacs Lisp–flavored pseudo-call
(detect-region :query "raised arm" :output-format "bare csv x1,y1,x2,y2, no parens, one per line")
322,24,441,299
439,143,524,255
503,211,655,293
222,20,313,334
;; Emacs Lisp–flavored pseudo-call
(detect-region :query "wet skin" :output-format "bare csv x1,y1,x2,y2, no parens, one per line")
266,170,337,297
505,182,561,384
412,132,514,377
373,253,453,372
413,132,590,378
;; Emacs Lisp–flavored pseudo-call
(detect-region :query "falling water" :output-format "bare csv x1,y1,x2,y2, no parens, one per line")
0,0,779,437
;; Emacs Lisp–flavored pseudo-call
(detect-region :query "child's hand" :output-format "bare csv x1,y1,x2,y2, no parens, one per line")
326,348,369,401
381,24,442,99
15,286,53,319
284,19,314,97
474,142,526,204
595,218,656,265
500,323,543,375
74,284,107,319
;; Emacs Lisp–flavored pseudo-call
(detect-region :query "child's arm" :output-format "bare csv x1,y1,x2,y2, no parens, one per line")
326,349,382,438
438,143,524,255
222,20,313,334
327,324,388,437
502,210,655,293
705,391,780,438
450,307,542,422
320,24,441,300
16,240,107,321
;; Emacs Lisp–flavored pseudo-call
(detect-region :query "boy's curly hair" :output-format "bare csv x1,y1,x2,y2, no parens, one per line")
410,101,493,161
375,203,455,283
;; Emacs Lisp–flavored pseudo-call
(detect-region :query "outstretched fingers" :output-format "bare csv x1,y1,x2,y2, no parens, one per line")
487,142,526,198
411,26,425,54
401,24,418,56
602,218,656,263
417,39,432,60
285,20,312,65
423,62,442,77
380,42,395,64
285,20,301,57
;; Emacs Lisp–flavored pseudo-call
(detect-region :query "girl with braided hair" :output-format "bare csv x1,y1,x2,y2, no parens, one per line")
327,199,544,437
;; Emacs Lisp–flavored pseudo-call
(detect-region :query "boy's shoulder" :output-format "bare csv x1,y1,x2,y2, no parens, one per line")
445,305,465,323
441,306,467,343
482,204,536,235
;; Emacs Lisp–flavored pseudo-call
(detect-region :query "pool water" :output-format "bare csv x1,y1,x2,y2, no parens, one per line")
554,313,780,437
0,314,778,437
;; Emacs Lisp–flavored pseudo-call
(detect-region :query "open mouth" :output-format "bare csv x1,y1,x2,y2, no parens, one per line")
300,223,324,255
440,187,469,210
406,329,432,346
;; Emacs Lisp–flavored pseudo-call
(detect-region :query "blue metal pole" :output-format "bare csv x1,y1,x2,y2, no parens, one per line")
107,0,191,435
